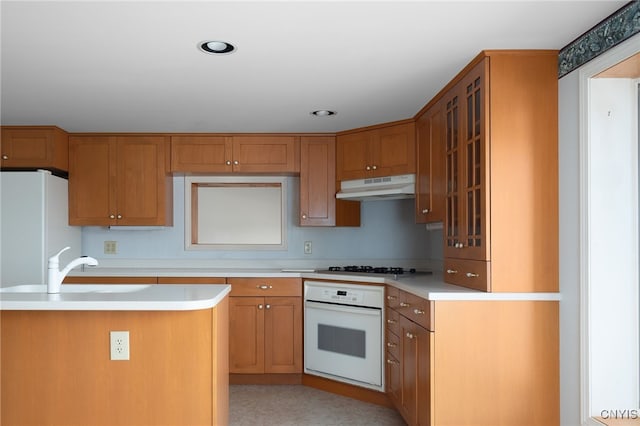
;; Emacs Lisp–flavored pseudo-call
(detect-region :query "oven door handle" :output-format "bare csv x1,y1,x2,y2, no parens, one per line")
305,300,381,316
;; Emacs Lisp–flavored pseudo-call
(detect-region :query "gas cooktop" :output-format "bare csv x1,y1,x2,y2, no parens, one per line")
325,266,421,275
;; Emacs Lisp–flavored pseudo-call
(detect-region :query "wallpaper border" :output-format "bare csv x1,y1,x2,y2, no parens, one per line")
558,1,640,78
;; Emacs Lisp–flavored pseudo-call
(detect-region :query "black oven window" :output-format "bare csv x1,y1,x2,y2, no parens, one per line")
317,324,366,358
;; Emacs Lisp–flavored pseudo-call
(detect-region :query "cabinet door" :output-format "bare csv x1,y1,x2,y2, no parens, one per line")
416,103,445,223
264,296,302,374
299,136,336,226
1,126,68,172
116,136,171,226
170,135,232,172
458,60,490,261
444,84,462,258
401,316,432,426
232,136,298,173
69,136,117,226
372,122,416,177
229,297,265,374
386,328,402,410
336,130,371,181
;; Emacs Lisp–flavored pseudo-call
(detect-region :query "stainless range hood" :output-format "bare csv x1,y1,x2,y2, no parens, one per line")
336,173,415,201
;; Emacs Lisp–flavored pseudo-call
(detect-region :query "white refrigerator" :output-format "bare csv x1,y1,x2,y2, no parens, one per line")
1,170,82,287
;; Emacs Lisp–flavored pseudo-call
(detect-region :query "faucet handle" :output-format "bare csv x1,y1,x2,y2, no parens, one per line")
48,246,71,267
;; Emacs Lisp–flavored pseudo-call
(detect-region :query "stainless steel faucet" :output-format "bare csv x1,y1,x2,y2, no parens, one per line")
47,247,98,293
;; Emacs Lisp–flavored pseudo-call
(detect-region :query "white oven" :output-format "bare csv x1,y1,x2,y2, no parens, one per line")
303,280,384,392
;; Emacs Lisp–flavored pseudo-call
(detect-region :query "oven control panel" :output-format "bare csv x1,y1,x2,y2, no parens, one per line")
320,288,364,304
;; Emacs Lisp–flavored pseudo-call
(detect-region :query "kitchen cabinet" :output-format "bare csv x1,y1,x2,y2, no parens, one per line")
228,278,302,377
68,135,173,226
171,134,299,173
442,50,558,292
336,120,416,181
299,136,360,227
385,285,559,426
1,126,69,172
415,100,446,223
385,286,433,426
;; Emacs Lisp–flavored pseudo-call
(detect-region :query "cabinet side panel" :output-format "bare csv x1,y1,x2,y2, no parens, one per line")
488,53,559,292
433,301,559,426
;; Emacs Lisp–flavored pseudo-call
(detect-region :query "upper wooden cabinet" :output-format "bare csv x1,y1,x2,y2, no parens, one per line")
415,100,446,224
1,126,69,172
336,121,416,181
68,135,173,226
442,50,558,292
171,135,299,174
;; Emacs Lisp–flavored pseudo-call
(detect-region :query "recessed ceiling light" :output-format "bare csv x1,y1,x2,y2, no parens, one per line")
198,40,236,55
311,110,337,117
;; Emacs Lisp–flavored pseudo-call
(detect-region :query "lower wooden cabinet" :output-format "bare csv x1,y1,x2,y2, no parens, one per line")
228,278,302,375
386,286,559,426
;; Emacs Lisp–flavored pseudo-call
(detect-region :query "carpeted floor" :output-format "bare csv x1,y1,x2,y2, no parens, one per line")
229,384,406,426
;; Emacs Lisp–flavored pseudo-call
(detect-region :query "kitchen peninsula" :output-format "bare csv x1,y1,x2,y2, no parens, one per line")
0,284,230,426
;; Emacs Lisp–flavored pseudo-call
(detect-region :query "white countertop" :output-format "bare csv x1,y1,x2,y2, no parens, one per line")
66,267,561,302
0,284,231,311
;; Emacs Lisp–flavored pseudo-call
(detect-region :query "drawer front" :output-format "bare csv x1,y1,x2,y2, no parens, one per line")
385,285,400,309
386,327,400,360
228,277,302,297
444,258,490,291
386,308,400,336
397,291,433,331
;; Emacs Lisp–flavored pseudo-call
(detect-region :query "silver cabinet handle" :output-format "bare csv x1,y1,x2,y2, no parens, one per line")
422,209,429,214
365,165,371,171
233,160,239,165
387,359,399,365
109,214,116,219
387,342,397,348
386,319,397,324
302,214,307,219
413,309,425,315
399,302,410,307
372,165,377,170
117,214,122,219
258,304,263,310
405,332,414,339
446,269,458,274
386,295,397,300
225,160,232,165
2,155,8,160
265,304,271,309
466,272,480,278
257,284,273,290
455,242,465,248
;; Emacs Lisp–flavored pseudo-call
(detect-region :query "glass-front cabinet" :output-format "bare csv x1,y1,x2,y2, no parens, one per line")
444,58,490,262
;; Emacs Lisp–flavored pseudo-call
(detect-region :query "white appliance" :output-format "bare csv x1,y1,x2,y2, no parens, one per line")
336,173,415,201
304,280,385,392
1,170,81,287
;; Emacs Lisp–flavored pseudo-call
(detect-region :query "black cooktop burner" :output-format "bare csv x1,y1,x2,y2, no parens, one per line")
327,266,417,274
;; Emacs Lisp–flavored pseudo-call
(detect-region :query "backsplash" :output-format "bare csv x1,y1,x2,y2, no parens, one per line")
80,176,443,269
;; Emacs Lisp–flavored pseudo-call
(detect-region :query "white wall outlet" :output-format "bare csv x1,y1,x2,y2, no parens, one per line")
304,241,312,254
104,240,117,255
110,331,130,361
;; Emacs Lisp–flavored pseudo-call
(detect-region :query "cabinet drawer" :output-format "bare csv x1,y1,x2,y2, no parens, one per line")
398,292,433,331
386,285,400,309
158,277,226,284
386,308,400,336
386,327,400,360
228,278,302,297
444,258,490,291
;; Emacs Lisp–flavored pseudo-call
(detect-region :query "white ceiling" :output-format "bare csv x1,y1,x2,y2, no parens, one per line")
0,1,626,134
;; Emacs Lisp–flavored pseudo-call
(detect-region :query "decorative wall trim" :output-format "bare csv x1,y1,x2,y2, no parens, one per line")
558,1,640,78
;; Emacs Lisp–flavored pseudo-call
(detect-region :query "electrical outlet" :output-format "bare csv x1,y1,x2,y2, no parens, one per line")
110,331,130,361
104,240,117,255
304,241,312,254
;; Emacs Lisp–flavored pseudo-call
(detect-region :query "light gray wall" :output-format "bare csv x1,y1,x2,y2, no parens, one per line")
81,176,443,267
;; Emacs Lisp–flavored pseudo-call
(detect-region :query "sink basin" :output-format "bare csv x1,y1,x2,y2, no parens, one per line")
0,284,152,293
